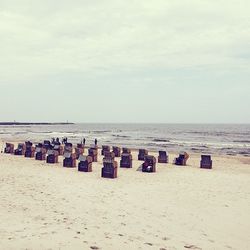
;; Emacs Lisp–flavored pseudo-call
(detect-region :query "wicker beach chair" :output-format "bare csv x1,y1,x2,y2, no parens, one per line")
158,150,169,163
174,152,189,166
122,148,131,154
142,155,156,173
4,143,14,154
101,158,118,179
14,143,26,155
63,143,76,168
101,145,110,156
46,149,59,164
75,143,85,159
78,155,93,172
43,140,51,150
200,155,212,169
88,145,98,162
35,143,47,161
24,141,35,158
138,149,148,161
120,153,133,168
104,151,115,160
53,142,64,156
112,146,121,157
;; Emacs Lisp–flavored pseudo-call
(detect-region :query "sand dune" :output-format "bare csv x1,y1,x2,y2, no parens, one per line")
0,142,250,249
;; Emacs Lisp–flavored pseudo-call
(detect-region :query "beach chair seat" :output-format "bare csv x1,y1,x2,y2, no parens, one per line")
142,155,156,173
78,155,93,172
88,147,98,162
25,149,35,158
120,153,133,168
174,152,189,166
138,149,148,161
122,148,131,154
63,152,76,168
102,158,118,178
104,151,115,160
101,145,110,156
158,150,169,163
4,143,14,154
53,142,64,155
200,155,212,169
14,143,26,155
46,150,59,164
63,143,76,167
35,143,46,160
75,143,85,159
43,140,51,150
64,143,73,152
112,146,121,157
24,141,35,158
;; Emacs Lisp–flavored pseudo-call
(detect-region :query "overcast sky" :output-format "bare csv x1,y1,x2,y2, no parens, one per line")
0,0,249,123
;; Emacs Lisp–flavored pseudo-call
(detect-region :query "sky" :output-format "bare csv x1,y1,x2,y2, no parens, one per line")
0,0,250,123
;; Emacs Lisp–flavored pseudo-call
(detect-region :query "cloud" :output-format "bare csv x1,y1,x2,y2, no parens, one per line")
0,0,250,85
0,0,249,122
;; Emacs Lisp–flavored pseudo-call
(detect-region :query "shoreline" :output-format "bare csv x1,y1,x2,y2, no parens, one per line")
0,123,249,157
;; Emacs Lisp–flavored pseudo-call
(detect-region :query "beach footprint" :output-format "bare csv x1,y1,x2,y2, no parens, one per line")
90,246,99,249
144,242,153,246
184,245,202,250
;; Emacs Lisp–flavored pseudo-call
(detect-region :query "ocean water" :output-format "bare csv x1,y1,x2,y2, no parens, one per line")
0,123,250,156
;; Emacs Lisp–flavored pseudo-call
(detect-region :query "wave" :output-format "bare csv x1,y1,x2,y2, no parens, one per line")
191,148,201,151
238,151,250,156
226,153,237,156
1,123,249,156
90,130,111,134
153,139,170,142
221,147,234,150
233,140,250,143
30,131,53,134
112,135,130,138
14,132,27,135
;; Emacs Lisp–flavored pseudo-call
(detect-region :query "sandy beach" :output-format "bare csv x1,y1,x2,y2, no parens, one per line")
0,141,250,250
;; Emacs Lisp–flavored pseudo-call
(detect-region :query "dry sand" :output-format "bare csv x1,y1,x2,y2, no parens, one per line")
0,141,250,250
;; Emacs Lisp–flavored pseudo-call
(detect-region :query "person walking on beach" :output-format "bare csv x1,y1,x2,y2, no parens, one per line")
83,138,86,145
94,138,97,146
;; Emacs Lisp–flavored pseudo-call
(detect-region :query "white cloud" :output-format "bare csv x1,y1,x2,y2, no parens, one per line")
0,0,249,122
0,0,249,85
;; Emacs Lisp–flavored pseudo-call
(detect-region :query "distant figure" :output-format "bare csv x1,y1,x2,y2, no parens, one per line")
83,138,86,145
94,138,97,146
51,138,55,145
62,137,68,144
56,137,60,144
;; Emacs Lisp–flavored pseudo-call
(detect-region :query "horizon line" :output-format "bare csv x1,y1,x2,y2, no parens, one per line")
0,121,250,125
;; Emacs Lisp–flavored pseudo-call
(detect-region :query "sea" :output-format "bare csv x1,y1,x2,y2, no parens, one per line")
0,123,250,156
